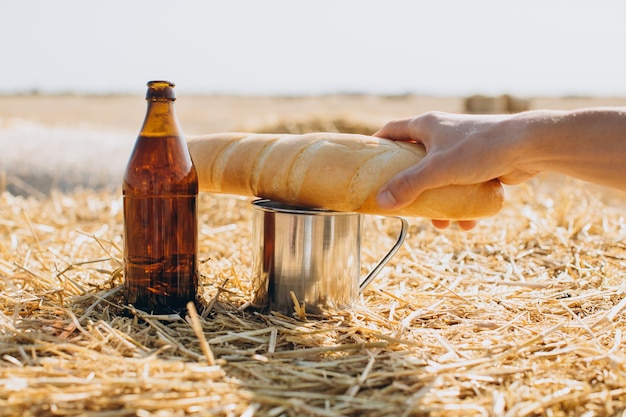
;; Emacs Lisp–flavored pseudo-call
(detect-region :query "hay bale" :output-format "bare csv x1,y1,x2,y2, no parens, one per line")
464,94,530,114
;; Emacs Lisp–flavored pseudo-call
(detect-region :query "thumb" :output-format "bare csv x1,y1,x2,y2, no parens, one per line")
376,152,454,211
376,163,431,211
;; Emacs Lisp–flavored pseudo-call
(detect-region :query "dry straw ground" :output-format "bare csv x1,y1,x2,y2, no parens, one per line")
1,95,626,416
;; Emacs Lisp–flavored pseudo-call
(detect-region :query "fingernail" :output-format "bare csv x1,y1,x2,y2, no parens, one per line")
376,190,396,209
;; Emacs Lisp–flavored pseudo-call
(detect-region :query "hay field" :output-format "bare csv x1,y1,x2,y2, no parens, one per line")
1,94,626,416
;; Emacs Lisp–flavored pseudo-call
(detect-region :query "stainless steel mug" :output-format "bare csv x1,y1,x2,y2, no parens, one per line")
251,199,408,314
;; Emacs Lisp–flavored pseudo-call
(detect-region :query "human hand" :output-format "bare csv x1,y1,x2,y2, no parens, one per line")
374,112,534,230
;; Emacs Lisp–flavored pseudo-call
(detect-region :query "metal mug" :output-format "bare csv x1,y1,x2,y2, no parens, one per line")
250,199,408,314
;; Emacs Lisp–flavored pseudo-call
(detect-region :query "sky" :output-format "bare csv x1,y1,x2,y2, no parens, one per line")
1,0,626,97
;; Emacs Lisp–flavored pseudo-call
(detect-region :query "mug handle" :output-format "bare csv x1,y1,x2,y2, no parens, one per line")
358,216,408,293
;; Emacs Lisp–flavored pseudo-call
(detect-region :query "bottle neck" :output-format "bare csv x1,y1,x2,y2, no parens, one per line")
139,99,183,138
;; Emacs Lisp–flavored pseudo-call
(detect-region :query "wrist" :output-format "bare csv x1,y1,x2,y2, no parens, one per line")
503,110,566,177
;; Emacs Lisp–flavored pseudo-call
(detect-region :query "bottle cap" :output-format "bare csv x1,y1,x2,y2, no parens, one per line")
146,80,176,100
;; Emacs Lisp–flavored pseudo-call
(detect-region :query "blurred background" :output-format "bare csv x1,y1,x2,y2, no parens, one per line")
1,0,626,196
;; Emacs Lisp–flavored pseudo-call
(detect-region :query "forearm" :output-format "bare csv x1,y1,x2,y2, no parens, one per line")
510,108,626,191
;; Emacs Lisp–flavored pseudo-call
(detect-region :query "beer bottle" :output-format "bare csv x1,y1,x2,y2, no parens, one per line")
123,80,198,314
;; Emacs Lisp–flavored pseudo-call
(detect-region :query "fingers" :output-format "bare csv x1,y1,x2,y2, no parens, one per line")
376,115,454,210
377,149,456,211
376,165,428,210
458,220,478,230
431,219,451,229
375,117,431,210
374,118,422,142
432,219,478,230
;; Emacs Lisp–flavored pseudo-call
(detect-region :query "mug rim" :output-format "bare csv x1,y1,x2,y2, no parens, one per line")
252,199,357,216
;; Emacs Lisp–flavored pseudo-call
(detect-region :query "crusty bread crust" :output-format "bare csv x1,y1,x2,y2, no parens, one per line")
187,132,504,219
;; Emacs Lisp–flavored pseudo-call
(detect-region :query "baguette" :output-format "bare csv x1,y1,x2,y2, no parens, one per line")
187,132,504,219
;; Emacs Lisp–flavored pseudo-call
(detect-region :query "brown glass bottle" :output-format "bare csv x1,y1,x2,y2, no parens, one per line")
123,80,198,314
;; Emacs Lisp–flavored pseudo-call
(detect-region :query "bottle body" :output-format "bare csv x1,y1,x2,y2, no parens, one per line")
123,81,198,313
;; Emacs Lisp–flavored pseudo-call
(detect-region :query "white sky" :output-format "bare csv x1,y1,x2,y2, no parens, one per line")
1,0,626,96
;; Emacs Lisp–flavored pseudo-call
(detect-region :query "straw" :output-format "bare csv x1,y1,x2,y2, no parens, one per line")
1,132,626,416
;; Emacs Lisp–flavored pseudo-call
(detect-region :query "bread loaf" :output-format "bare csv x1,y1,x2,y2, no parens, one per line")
187,132,504,219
